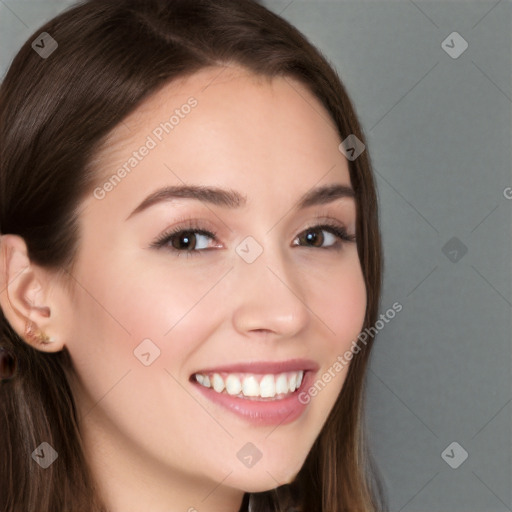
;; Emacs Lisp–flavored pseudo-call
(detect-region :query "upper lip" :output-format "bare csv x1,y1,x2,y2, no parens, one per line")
191,358,319,376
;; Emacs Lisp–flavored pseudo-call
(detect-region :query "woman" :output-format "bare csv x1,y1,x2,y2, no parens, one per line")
0,0,386,510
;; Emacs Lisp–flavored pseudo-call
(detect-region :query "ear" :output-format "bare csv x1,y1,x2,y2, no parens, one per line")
0,234,65,353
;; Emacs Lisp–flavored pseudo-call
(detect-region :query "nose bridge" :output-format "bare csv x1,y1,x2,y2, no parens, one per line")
230,234,310,336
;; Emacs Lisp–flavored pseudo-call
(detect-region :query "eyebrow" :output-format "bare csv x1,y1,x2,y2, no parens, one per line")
126,182,355,220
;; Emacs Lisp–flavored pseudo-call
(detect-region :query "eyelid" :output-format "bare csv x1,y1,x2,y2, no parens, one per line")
305,214,352,232
149,217,220,250
309,206,355,232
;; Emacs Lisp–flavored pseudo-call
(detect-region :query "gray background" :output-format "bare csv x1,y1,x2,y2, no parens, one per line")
1,1,511,510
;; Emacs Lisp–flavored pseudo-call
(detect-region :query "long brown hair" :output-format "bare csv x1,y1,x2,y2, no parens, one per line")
0,0,386,510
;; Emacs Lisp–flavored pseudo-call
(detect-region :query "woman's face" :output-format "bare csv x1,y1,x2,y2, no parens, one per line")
64,67,366,509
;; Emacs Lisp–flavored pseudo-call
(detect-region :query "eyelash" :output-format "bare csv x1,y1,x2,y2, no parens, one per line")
150,218,356,257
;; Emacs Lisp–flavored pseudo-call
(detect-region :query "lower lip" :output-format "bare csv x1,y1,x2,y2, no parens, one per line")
192,371,315,426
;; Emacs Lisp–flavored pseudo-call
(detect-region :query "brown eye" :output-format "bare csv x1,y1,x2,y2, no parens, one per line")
299,227,326,248
294,224,353,249
151,225,218,255
171,231,197,250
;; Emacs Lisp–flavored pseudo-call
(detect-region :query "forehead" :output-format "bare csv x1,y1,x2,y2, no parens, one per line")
111,66,337,130
86,65,351,214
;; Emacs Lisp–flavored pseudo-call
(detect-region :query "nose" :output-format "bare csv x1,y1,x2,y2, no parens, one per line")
229,240,311,339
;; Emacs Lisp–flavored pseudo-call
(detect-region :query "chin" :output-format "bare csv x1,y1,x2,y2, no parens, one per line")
229,463,302,493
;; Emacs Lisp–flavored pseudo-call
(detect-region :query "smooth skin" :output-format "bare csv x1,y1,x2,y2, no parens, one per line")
0,66,367,512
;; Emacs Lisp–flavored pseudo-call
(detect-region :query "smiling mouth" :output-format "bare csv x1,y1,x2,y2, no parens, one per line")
191,370,305,400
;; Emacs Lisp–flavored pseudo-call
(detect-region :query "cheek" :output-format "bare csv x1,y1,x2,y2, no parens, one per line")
306,251,367,351
65,253,224,388
64,256,224,460
333,270,367,344
296,253,366,415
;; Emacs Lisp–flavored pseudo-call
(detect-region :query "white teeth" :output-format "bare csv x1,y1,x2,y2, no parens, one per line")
225,374,242,395
289,373,298,392
242,375,260,397
259,374,276,398
194,370,304,399
212,373,225,393
275,373,288,395
296,371,303,388
195,373,212,387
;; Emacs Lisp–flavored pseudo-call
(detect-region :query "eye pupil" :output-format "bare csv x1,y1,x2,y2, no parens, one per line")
174,231,195,250
305,229,323,247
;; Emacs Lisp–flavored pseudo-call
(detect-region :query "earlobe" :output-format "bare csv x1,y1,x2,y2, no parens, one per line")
0,234,63,353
